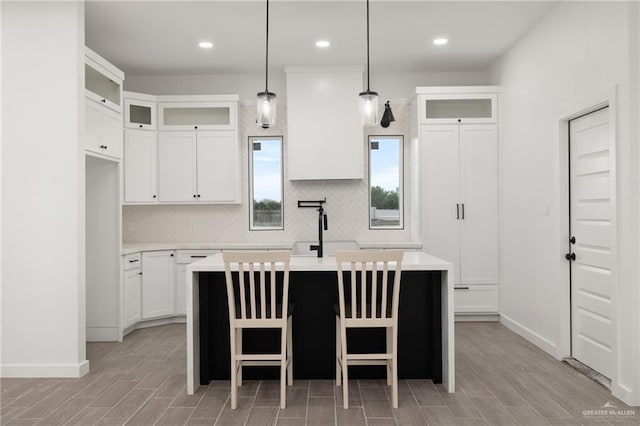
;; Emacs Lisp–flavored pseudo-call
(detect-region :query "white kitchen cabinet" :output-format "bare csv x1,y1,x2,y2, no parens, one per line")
142,250,175,319
159,101,236,131
158,130,239,203
417,90,497,124
158,132,197,202
453,285,499,314
125,98,156,130
85,48,124,160
123,267,142,328
414,87,500,317
174,250,219,315
124,129,158,203
85,98,123,159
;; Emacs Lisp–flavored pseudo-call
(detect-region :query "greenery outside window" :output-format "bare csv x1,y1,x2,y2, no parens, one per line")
250,136,284,230
369,135,403,229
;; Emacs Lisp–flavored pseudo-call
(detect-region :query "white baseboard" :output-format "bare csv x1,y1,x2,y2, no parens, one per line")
500,313,558,358
455,314,500,322
123,316,186,337
87,327,121,342
612,382,640,407
1,360,89,378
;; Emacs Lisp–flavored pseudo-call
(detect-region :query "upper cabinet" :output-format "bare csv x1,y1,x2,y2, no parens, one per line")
417,87,498,124
85,48,124,160
286,67,364,180
123,94,241,205
85,47,124,113
125,94,157,130
159,99,237,131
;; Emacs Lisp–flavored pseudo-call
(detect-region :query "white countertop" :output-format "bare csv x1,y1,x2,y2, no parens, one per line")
187,251,452,273
121,241,423,255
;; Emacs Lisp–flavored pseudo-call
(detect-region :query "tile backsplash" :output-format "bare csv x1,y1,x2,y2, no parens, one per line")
123,101,412,244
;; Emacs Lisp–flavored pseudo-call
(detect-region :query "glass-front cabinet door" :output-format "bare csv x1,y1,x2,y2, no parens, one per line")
421,93,497,124
125,99,156,130
85,62,122,113
159,102,236,131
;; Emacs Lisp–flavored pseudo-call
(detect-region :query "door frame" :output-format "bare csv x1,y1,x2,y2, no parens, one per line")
556,86,618,382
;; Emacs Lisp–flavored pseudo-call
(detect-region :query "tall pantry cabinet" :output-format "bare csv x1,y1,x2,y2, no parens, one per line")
411,87,500,318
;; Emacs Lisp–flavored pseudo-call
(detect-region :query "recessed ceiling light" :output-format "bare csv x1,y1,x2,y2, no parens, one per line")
198,41,214,49
315,40,330,48
433,38,448,46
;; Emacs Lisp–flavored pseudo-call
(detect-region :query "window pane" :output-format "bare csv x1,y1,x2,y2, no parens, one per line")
250,137,283,230
369,136,403,229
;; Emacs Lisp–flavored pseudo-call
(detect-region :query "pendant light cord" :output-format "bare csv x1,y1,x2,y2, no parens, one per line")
265,0,270,92
366,0,370,92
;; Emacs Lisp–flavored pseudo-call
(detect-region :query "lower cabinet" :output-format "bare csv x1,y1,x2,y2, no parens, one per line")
142,250,175,319
123,268,142,328
175,250,220,315
454,284,499,314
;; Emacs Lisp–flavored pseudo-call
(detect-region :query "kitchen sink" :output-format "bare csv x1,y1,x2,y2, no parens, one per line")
291,241,359,257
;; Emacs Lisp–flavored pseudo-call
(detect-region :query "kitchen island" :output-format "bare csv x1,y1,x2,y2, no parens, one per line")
186,252,454,394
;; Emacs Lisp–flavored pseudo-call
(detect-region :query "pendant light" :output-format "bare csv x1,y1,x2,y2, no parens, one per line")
257,0,276,128
359,0,378,126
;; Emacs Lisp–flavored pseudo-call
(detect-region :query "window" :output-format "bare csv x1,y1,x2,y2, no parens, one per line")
369,136,403,229
250,136,284,230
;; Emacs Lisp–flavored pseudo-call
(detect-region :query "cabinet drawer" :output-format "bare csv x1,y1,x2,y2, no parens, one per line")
123,253,141,270
176,250,220,264
454,284,498,314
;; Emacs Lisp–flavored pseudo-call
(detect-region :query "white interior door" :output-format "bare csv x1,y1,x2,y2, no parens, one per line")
569,107,613,379
460,124,499,285
421,125,461,284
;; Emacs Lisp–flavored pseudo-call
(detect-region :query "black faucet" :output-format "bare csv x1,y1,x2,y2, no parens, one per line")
298,199,328,258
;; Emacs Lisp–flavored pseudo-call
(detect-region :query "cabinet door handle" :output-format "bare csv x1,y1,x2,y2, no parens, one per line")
456,204,460,219
461,203,465,220
139,124,143,128
194,125,198,130
454,286,470,290
138,272,142,275
197,194,201,198
128,259,139,263
152,195,157,199
101,99,106,103
193,194,197,198
191,255,207,258
565,252,576,261
170,253,174,257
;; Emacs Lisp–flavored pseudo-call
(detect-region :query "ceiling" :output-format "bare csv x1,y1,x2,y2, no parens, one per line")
85,1,558,76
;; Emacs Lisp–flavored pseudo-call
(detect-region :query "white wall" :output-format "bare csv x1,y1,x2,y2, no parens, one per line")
124,71,489,100
490,2,639,404
1,2,88,377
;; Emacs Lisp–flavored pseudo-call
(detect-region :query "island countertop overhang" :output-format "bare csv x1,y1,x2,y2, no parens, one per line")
187,251,453,273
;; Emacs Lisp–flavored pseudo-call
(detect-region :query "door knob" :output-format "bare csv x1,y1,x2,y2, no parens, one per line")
565,252,576,261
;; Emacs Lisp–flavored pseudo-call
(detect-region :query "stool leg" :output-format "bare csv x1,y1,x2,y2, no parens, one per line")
391,326,398,409
236,329,243,387
280,323,287,409
386,327,392,386
287,316,293,386
336,316,341,387
230,328,237,410
340,323,349,409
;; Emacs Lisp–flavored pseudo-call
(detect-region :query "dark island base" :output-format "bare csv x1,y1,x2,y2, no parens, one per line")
198,271,442,385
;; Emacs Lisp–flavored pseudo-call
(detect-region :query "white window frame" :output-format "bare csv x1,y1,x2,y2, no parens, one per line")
249,136,284,231
368,135,404,230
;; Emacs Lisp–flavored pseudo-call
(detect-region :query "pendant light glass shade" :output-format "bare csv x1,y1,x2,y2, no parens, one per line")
257,91,276,128
257,0,276,128
359,0,378,127
359,90,379,126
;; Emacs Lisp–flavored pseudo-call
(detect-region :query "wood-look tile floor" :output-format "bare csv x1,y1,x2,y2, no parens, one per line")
1,322,638,425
